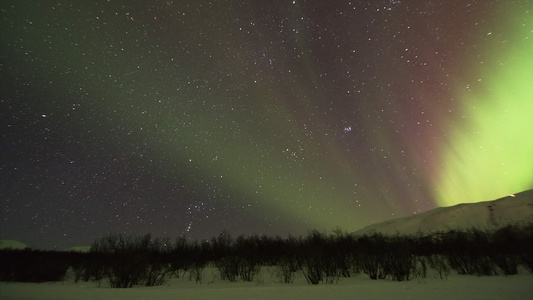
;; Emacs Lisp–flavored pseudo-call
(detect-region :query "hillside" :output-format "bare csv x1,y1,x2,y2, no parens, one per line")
0,240,29,250
65,246,91,252
353,189,533,236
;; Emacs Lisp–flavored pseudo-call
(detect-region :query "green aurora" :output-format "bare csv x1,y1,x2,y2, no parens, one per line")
435,3,533,206
1,0,532,249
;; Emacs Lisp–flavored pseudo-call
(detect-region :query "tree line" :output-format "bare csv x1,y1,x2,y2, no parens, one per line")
1,224,532,287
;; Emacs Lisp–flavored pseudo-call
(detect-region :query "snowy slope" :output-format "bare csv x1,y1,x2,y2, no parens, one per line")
65,246,91,252
353,189,533,236
0,240,29,250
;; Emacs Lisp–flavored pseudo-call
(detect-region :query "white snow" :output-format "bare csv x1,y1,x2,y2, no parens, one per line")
65,246,91,253
353,190,533,236
1,268,532,300
0,240,29,250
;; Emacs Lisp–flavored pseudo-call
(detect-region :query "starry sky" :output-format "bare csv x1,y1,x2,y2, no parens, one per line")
1,0,532,250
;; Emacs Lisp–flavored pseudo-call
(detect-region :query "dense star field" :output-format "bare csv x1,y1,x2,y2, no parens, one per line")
1,1,532,250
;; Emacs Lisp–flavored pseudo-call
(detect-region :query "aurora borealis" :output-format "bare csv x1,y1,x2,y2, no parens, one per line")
1,0,532,250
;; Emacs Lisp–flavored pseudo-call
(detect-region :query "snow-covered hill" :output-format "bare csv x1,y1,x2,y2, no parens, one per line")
0,240,29,250
353,189,533,236
65,246,91,252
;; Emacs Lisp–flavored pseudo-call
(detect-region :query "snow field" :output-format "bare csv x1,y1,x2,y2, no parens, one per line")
1,267,532,300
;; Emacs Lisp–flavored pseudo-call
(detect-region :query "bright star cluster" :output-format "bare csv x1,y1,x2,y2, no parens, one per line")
1,0,531,250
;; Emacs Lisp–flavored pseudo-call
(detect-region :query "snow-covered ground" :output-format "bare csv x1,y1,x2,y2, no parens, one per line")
1,268,532,300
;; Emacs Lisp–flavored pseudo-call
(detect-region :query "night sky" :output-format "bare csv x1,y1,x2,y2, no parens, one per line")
1,1,532,250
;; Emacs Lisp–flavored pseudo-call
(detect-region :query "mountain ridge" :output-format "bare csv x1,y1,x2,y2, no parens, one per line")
353,189,533,236
0,240,29,250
